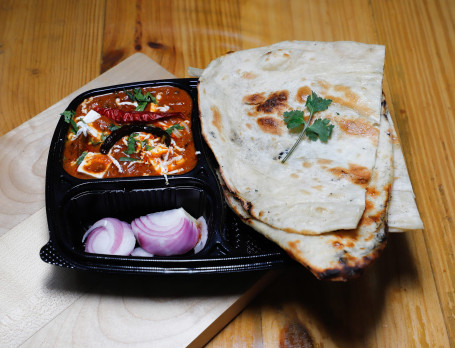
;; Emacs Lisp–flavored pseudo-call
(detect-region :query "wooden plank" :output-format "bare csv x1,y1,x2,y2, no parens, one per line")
0,53,173,236
178,0,449,346
92,0,447,346
210,233,448,347
0,208,277,347
0,0,105,136
370,0,455,343
102,0,243,76
0,0,453,346
0,52,276,347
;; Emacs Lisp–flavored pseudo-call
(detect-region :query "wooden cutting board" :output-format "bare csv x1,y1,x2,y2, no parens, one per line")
0,54,277,347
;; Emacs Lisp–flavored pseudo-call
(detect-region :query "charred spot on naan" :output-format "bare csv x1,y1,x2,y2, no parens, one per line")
359,200,386,227
241,71,258,79
243,93,266,105
210,105,225,141
295,86,312,103
366,185,380,198
335,116,379,142
285,240,302,255
317,80,376,117
311,225,388,281
244,90,289,117
366,182,392,223
317,159,333,165
302,161,313,168
253,91,289,114
327,94,375,118
257,116,284,135
328,164,372,186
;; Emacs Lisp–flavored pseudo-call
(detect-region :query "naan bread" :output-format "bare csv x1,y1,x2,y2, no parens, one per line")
383,100,424,231
197,41,423,280
199,41,386,235
219,110,393,281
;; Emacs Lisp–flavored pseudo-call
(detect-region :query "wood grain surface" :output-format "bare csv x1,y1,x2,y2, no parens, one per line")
1,0,454,346
0,53,278,348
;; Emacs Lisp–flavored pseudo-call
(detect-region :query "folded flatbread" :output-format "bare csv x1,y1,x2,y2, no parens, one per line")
384,100,423,231
197,41,422,280
219,106,392,280
199,41,386,235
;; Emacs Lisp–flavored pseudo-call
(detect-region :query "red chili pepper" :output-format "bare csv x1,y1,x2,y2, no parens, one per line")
93,107,185,124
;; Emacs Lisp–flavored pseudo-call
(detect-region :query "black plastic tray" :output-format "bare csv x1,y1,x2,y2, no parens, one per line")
40,78,289,274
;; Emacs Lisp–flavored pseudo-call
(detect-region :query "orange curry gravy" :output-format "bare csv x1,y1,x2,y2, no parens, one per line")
63,86,197,179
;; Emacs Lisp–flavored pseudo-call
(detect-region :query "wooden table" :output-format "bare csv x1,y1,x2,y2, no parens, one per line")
1,0,453,346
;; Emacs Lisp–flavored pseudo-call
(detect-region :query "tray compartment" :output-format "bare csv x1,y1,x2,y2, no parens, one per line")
42,78,289,274
56,182,216,258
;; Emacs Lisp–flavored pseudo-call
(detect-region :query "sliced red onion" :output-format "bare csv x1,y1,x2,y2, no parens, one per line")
131,208,200,256
130,247,154,257
194,216,208,253
82,218,136,256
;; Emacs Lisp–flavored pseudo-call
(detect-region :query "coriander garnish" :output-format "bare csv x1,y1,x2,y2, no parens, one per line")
89,138,103,146
125,88,158,111
165,124,185,135
281,91,333,163
108,123,121,131
76,151,88,165
61,110,78,134
119,156,140,162
125,133,139,155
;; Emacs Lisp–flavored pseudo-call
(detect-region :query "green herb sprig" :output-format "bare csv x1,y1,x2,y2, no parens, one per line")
281,91,333,163
165,124,185,135
119,156,140,162
61,110,78,134
76,151,88,165
125,88,158,111
108,123,121,131
125,133,139,155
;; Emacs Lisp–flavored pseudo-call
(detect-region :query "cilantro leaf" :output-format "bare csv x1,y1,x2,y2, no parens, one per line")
100,130,108,142
89,130,107,145
281,90,333,163
119,156,140,162
165,124,185,135
305,118,334,142
125,88,158,111
125,133,138,155
76,151,88,165
108,123,121,131
124,89,135,101
89,138,103,146
61,110,78,134
61,110,75,123
306,91,332,115
70,120,79,134
136,102,148,112
149,95,158,105
133,89,147,102
283,110,305,129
